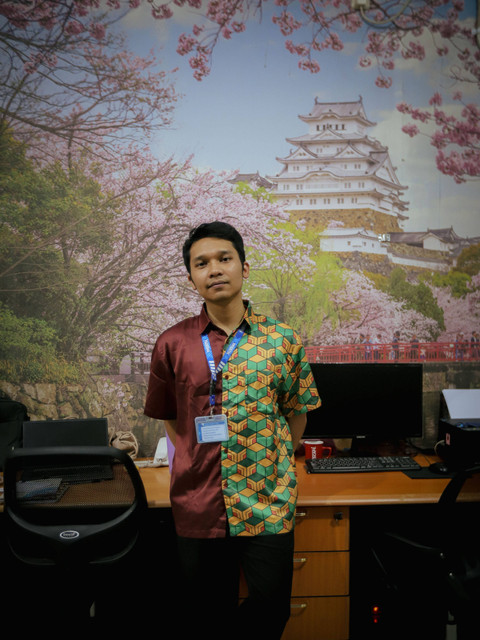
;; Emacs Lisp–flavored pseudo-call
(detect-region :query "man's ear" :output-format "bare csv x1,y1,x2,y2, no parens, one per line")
188,273,197,291
243,261,250,279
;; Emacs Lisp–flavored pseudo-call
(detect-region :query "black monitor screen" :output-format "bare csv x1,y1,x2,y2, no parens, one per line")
305,362,423,441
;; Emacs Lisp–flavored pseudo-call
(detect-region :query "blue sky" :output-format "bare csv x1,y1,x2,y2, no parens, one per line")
122,3,480,239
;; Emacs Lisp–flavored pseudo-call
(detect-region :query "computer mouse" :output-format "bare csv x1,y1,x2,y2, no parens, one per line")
428,461,450,475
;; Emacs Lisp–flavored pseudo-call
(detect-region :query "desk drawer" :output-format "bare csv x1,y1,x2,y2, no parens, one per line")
281,596,349,640
292,551,349,596
295,506,349,551
239,550,349,598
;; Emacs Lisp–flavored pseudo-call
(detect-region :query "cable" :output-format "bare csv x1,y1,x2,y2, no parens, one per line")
358,0,413,27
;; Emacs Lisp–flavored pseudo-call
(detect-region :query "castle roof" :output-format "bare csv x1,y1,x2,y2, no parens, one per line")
388,227,463,245
229,172,274,189
299,96,375,126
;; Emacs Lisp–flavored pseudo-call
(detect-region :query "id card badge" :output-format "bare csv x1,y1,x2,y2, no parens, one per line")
195,414,229,444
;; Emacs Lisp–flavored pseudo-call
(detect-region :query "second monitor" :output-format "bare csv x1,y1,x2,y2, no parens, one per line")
305,362,423,448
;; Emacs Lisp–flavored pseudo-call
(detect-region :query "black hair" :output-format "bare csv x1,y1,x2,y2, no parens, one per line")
182,221,246,274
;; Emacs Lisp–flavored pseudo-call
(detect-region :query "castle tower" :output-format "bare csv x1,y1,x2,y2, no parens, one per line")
266,97,409,233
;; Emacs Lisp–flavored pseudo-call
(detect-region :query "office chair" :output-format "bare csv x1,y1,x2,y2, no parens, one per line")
369,464,480,640
2,445,147,629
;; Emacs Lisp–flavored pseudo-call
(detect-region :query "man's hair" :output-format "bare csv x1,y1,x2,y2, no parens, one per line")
182,221,246,274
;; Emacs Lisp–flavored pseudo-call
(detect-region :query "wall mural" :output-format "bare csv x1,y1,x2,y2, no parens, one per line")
1,1,479,450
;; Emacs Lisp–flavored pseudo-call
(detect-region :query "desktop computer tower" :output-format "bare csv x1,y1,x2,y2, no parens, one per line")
349,505,448,640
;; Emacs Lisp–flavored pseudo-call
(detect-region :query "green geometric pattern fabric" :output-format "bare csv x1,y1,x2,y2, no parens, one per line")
220,305,321,536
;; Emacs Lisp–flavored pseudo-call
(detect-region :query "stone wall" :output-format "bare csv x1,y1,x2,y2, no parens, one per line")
290,208,403,234
0,375,163,458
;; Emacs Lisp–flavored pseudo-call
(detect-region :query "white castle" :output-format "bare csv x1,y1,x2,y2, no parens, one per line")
233,97,478,272
266,96,408,229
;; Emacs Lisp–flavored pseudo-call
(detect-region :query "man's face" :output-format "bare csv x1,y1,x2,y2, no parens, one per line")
188,236,249,306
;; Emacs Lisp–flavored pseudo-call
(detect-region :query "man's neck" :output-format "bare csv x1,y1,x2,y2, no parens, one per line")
205,298,246,335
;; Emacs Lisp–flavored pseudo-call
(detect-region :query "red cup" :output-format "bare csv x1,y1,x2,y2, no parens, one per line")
304,439,332,460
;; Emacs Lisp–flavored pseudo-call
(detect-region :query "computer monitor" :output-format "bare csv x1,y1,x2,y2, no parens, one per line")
305,362,423,448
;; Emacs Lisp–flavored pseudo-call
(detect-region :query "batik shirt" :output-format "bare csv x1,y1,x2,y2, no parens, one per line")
144,301,321,538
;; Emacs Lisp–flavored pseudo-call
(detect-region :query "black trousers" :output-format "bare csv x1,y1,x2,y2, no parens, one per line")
176,530,294,640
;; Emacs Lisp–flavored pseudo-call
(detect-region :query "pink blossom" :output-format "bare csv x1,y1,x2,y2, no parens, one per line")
366,32,385,56
359,56,372,68
431,131,447,149
177,33,196,55
429,92,443,106
272,11,302,37
89,22,106,41
375,75,392,88
231,22,245,33
65,20,84,35
402,124,419,137
409,107,430,122
396,102,410,114
151,4,173,19
401,41,425,60
298,58,320,73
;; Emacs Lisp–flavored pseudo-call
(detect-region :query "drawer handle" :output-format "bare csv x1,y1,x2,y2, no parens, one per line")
293,557,307,564
291,603,308,609
295,511,307,518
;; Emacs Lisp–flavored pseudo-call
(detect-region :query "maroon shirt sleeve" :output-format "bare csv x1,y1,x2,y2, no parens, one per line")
144,333,178,420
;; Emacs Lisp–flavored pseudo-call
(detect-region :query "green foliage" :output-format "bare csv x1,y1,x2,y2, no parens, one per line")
428,270,472,298
0,358,83,384
234,181,275,202
386,267,445,329
0,129,119,360
0,303,82,383
363,270,389,291
0,302,58,360
454,243,480,277
247,220,345,343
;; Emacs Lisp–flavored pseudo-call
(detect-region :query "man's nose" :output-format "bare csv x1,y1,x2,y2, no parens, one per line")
208,260,223,276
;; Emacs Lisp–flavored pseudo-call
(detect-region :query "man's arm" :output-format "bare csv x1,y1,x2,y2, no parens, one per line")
164,419,177,447
287,413,307,451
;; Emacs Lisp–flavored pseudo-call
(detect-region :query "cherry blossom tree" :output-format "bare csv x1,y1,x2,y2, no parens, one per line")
313,270,441,345
1,123,312,362
158,0,480,181
0,0,316,367
0,0,179,161
432,273,480,341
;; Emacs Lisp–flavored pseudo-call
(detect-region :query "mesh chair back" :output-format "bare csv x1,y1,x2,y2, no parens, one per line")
3,446,147,567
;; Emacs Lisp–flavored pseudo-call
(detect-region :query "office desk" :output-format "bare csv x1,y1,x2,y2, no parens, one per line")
138,455,480,640
2,457,479,638
139,453,480,508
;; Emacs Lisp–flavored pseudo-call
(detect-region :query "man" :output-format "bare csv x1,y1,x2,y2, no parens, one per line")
144,221,321,639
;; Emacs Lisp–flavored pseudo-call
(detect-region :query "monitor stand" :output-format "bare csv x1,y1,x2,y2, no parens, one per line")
338,437,412,458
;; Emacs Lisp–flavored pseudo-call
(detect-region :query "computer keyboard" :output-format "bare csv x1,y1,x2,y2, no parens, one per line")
22,463,113,484
305,455,422,474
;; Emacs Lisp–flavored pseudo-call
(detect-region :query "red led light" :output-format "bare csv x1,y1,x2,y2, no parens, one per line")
372,604,381,624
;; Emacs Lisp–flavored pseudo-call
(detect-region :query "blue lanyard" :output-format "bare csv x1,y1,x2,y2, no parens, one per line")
201,322,246,414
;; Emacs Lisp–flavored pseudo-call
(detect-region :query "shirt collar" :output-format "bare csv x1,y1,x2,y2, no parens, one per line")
198,300,253,334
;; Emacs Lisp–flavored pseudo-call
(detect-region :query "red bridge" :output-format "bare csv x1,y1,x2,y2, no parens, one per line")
304,342,480,364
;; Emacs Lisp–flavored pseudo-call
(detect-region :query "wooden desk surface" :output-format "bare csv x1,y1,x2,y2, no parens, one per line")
139,453,480,509
139,464,172,508
2,454,478,511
